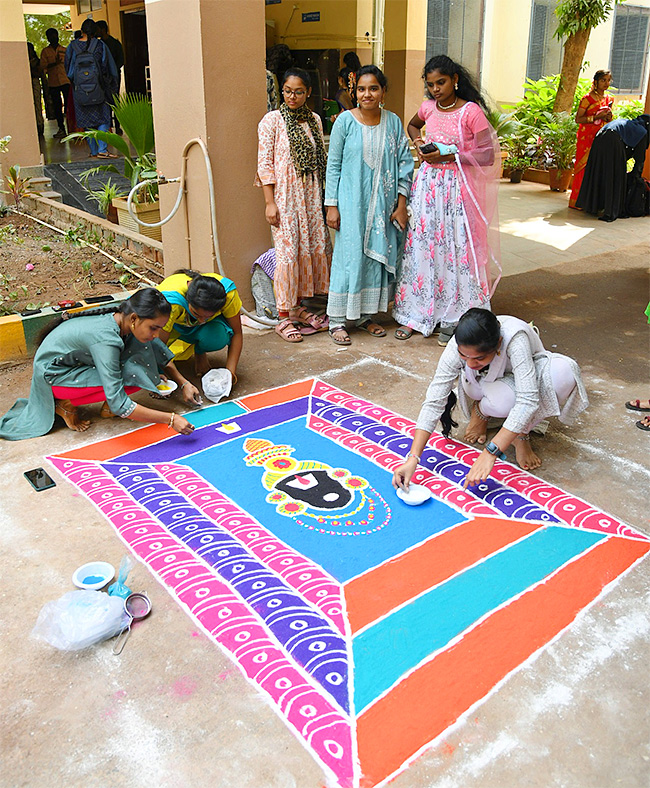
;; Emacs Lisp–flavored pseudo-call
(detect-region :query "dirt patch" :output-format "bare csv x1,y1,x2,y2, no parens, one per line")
0,211,162,315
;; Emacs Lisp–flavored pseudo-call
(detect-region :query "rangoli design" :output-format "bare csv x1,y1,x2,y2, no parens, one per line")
48,379,649,788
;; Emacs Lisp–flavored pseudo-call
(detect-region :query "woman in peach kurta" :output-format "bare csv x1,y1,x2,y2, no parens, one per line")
256,68,332,343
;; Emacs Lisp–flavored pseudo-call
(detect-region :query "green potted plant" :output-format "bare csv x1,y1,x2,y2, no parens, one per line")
69,93,161,239
539,111,578,192
85,178,128,223
503,155,533,183
487,110,520,176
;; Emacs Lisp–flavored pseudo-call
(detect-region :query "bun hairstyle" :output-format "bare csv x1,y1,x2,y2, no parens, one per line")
454,308,501,353
80,18,97,37
175,269,227,313
355,64,388,89
282,67,311,89
423,54,488,114
592,69,611,83
38,288,171,345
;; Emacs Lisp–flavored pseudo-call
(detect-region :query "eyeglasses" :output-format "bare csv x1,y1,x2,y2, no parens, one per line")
283,88,306,97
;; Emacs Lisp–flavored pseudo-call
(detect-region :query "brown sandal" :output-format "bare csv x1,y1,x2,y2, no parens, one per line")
329,326,351,345
289,307,329,331
275,318,303,343
357,320,386,337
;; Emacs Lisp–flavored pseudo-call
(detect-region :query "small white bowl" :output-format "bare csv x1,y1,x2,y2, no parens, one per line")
72,561,115,591
155,379,178,397
396,484,432,506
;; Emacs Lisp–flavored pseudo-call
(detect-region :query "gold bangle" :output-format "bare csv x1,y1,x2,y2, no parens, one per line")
168,412,176,429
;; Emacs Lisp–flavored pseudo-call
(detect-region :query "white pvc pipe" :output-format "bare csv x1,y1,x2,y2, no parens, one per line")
125,138,276,327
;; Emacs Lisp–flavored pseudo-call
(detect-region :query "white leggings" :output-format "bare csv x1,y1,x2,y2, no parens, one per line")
461,356,577,431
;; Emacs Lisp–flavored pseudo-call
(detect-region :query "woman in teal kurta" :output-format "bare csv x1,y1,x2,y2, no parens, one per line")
325,65,413,345
0,289,198,440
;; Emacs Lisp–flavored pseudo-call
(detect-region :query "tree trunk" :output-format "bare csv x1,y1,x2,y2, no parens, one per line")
553,27,591,113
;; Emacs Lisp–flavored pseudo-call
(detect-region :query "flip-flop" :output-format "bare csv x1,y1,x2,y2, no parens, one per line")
275,318,303,343
97,152,119,159
626,399,650,412
357,320,386,337
394,326,413,340
329,327,351,345
299,324,319,335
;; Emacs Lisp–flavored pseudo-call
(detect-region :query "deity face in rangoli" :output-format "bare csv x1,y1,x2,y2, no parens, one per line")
275,470,353,510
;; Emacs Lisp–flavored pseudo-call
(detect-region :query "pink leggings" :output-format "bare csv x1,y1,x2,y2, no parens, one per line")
52,385,140,406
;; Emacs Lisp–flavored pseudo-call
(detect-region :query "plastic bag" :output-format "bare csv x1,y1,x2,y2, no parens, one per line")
202,368,232,404
108,554,134,599
32,590,129,651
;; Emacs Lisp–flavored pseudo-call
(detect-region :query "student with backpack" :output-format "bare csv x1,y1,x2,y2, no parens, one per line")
64,18,118,158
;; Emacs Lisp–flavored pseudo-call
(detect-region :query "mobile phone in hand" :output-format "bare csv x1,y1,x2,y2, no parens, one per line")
24,467,56,492
419,142,438,154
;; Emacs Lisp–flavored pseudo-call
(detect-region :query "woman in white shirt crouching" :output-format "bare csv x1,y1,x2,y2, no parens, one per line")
393,308,588,491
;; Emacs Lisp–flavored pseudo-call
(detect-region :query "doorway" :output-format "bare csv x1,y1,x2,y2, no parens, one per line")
121,8,149,96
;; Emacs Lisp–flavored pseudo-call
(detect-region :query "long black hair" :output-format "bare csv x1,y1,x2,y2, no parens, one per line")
343,52,362,72
355,64,388,90
423,55,488,114
38,288,171,346
174,269,226,313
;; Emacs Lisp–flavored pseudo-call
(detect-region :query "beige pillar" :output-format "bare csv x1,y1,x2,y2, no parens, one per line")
145,0,269,307
382,0,426,125
643,68,650,181
0,0,41,187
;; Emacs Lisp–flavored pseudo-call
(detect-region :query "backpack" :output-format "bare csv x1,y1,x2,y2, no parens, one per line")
625,172,650,217
72,39,105,106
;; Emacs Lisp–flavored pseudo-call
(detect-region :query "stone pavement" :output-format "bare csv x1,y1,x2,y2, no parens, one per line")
1,182,648,788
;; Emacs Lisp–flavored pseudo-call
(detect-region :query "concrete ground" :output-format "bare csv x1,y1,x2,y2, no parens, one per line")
1,182,648,788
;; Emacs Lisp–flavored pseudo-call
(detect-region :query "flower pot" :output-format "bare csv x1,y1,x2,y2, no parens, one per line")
548,168,573,192
509,169,524,184
499,150,508,178
106,204,119,225
112,197,162,241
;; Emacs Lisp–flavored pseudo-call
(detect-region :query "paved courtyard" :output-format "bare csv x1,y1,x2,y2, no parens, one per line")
1,182,648,788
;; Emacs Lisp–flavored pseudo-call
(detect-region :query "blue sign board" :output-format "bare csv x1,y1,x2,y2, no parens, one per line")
302,11,320,22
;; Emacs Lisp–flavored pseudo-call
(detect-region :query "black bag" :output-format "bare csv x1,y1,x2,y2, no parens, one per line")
625,172,650,217
72,39,105,106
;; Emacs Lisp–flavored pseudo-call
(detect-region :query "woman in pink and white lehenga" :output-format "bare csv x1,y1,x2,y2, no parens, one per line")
393,55,501,346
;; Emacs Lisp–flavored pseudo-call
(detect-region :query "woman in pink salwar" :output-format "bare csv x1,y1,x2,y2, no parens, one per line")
393,55,501,346
256,68,332,344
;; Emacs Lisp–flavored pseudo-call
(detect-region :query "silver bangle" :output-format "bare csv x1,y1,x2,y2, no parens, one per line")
517,434,530,441
406,452,421,463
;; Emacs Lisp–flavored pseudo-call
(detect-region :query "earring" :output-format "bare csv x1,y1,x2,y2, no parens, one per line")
454,83,458,91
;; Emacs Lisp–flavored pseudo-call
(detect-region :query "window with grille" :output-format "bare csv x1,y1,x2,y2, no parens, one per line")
610,5,650,93
526,0,564,81
426,0,485,83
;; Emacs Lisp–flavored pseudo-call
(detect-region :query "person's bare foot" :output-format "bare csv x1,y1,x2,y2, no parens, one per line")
514,436,541,470
55,398,91,431
100,401,116,418
195,352,210,377
463,404,488,444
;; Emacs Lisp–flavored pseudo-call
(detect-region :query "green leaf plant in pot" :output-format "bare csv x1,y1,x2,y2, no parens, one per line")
503,155,533,184
68,93,162,239
85,178,128,224
539,110,578,192
487,110,520,177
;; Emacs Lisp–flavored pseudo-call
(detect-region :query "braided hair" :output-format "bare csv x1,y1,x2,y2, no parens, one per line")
174,269,227,313
37,288,171,345
423,55,489,114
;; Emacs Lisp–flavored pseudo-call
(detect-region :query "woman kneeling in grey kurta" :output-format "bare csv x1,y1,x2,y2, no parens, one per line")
393,308,589,491
0,289,199,440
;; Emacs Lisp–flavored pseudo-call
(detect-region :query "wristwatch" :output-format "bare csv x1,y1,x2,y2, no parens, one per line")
485,441,507,460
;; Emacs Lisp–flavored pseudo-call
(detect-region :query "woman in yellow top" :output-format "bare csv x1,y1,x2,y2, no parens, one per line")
158,269,243,382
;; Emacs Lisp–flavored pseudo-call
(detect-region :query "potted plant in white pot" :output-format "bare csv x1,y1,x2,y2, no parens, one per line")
69,93,161,240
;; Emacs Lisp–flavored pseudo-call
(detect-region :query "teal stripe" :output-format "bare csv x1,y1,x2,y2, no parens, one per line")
353,526,605,712
185,400,247,427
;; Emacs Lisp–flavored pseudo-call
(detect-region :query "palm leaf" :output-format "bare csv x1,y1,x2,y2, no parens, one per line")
112,94,155,159
64,130,130,158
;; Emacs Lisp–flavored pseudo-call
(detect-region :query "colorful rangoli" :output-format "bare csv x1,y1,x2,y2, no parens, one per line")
48,379,649,788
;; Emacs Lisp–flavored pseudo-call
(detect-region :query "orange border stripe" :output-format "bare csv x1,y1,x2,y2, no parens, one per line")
356,535,650,787
55,423,171,461
238,379,314,412
344,517,542,634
